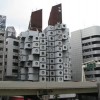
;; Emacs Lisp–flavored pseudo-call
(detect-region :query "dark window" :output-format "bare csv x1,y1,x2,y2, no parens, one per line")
13,56,18,59
13,49,18,53
95,74,100,77
92,41,100,44
83,55,92,59
83,49,91,52
12,69,18,73
0,41,3,43
91,35,100,38
93,54,100,57
92,47,100,51
82,42,91,46
95,67,100,70
6,41,8,45
13,62,18,66
13,41,19,46
82,37,90,40
0,55,3,58
0,63,2,66
6,48,8,51
0,48,3,51
5,55,7,58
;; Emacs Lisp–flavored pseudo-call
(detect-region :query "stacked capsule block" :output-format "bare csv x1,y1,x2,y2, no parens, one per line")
19,23,72,82
54,24,64,82
39,32,47,82
44,23,72,82
45,26,55,82
20,31,40,81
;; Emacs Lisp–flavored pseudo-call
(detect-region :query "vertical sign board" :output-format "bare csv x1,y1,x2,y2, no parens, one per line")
0,15,6,31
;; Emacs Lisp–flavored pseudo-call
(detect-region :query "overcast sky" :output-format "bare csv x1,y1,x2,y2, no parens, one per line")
0,0,100,35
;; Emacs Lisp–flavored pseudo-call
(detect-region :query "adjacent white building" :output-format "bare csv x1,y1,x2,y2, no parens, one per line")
71,26,100,81
4,27,19,81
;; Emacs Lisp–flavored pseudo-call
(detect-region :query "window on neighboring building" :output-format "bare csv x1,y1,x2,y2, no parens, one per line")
6,48,8,51
0,55,3,58
13,62,18,66
13,56,18,59
93,54,100,57
0,63,2,66
5,55,7,58
13,49,18,53
13,41,19,46
12,69,18,73
0,48,3,51
6,41,8,45
82,36,90,40
0,41,3,43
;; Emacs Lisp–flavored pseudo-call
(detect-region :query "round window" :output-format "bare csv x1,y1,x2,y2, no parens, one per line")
42,34,44,37
36,37,38,40
28,44,30,47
